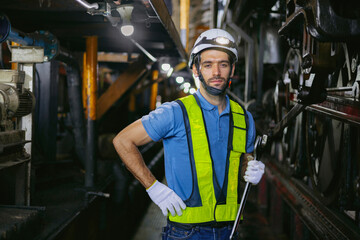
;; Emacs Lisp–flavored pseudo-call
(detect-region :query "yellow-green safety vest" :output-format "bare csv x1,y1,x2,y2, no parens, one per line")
170,94,247,224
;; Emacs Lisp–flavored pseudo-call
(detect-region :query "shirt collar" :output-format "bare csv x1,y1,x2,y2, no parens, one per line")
194,90,230,114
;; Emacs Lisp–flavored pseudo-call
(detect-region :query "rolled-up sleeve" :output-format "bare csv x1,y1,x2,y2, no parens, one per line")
246,111,256,153
141,102,176,142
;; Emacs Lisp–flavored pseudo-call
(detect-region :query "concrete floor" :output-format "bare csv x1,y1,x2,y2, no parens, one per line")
132,200,166,240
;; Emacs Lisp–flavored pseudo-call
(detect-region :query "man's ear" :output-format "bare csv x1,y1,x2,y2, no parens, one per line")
192,64,199,77
230,64,235,77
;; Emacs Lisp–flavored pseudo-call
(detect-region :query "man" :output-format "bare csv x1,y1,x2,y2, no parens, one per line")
113,28,265,239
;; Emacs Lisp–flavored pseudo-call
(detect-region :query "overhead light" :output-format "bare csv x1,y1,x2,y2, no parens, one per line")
167,67,174,77
120,25,134,36
189,88,196,94
118,6,134,36
183,82,191,89
176,76,184,84
161,63,171,72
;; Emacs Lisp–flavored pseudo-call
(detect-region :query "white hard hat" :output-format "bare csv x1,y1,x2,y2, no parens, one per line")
189,28,238,68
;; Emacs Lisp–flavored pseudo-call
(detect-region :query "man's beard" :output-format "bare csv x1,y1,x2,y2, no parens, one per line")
199,73,230,96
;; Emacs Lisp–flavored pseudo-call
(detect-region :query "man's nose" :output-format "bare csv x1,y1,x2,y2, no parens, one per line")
212,64,220,76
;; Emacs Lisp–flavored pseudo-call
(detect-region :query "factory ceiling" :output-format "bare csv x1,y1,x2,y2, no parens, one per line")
1,0,188,64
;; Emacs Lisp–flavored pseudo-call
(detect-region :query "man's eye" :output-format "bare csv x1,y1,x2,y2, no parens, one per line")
220,63,229,68
203,64,212,68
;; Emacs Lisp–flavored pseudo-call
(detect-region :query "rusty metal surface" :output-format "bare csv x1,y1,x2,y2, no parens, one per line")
279,0,360,41
0,130,29,164
96,61,148,119
306,95,360,126
148,0,188,61
268,103,306,139
0,206,43,240
266,160,360,240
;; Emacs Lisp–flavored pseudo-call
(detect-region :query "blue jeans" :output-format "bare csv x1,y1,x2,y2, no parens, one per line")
162,222,235,240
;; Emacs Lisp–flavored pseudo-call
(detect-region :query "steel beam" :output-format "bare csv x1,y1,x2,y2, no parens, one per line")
96,61,148,119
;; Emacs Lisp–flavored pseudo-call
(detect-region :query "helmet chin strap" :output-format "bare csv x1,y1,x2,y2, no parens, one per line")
197,70,230,96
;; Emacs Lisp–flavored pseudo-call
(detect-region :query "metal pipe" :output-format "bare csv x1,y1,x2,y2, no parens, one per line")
219,0,231,29
130,38,157,62
257,22,265,104
326,87,353,92
7,30,37,46
226,89,246,106
0,14,58,60
150,70,159,110
11,42,20,70
66,66,87,168
230,182,251,239
85,36,98,188
75,0,99,9
226,22,254,102
82,52,87,116
210,0,217,29
180,0,189,50
56,48,87,168
230,135,264,239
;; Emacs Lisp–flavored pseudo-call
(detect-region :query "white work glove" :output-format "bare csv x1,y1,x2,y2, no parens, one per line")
146,180,186,217
244,160,265,185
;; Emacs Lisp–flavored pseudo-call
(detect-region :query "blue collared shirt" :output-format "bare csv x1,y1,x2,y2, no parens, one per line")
141,90,256,200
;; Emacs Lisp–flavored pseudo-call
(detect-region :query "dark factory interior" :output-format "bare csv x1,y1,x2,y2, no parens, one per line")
0,0,360,239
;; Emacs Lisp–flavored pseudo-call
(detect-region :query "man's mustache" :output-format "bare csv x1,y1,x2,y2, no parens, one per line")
209,77,226,82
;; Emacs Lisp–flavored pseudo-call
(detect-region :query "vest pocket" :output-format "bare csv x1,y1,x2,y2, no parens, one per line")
232,127,246,153
232,113,246,129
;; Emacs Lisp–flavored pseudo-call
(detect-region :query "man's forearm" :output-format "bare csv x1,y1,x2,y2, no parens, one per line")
113,119,156,189
115,140,156,188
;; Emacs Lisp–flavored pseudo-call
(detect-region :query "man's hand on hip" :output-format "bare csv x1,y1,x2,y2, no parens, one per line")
146,180,186,216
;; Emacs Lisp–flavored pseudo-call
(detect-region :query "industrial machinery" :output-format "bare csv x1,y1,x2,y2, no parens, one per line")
270,0,360,207
0,29,44,240
0,11,56,205
222,0,360,239
0,68,35,205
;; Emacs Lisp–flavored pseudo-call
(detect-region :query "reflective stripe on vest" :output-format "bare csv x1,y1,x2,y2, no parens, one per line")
169,95,247,224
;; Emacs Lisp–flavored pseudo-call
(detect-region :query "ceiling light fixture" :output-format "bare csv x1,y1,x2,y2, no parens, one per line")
118,6,134,36
183,82,191,89
167,67,174,77
161,63,171,72
176,76,184,84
